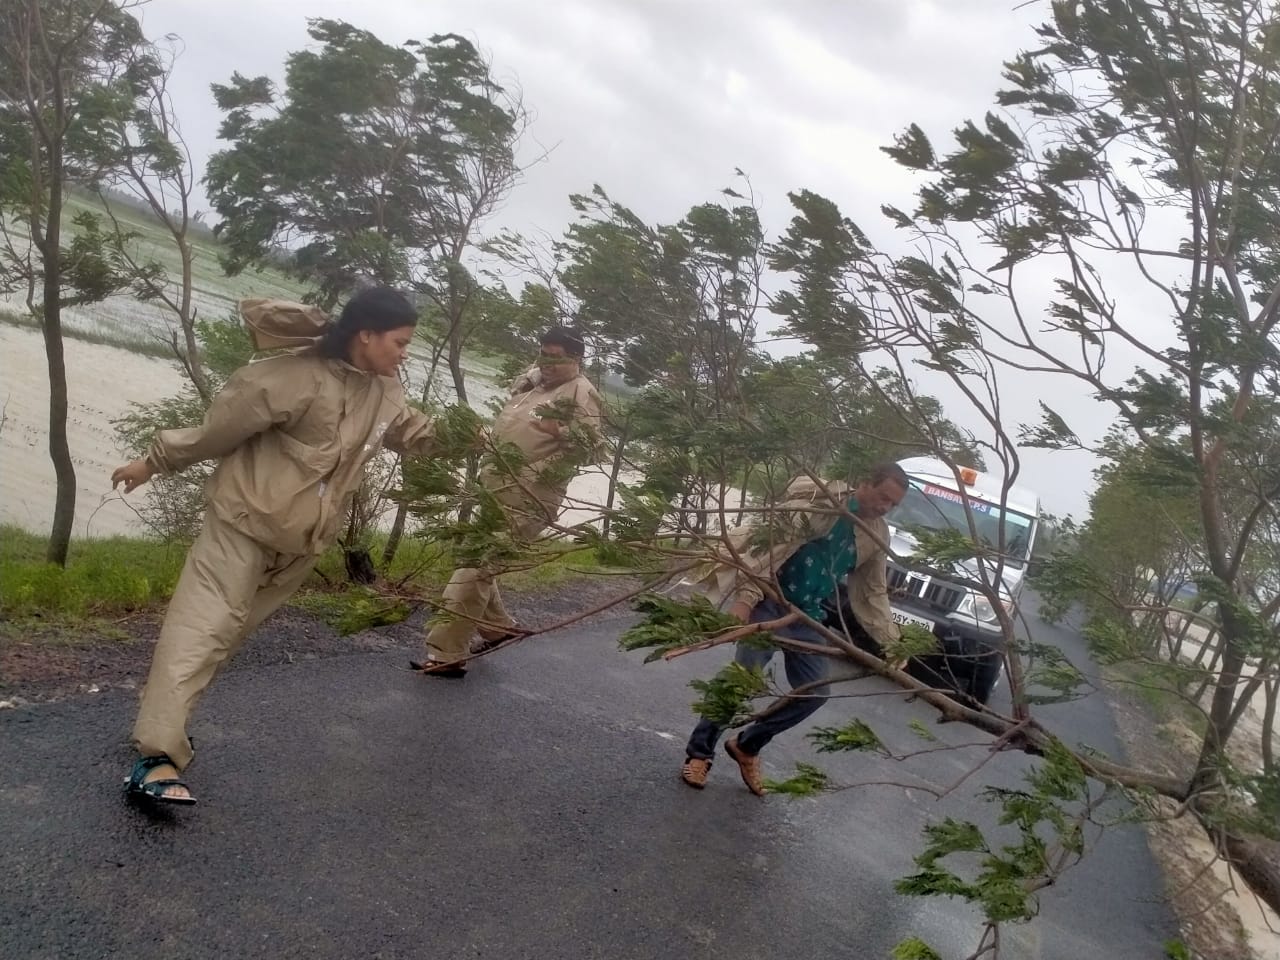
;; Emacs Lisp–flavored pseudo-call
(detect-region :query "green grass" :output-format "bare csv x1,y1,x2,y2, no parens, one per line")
0,524,187,619
300,533,619,631
61,190,314,304
2,189,315,359
501,544,620,590
311,533,452,590
4,192,511,400
1,524,622,634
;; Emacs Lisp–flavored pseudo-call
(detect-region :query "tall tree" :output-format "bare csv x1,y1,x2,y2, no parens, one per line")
96,35,208,400
205,18,527,403
611,1,1280,944
554,181,770,534
755,0,1280,927
0,0,163,565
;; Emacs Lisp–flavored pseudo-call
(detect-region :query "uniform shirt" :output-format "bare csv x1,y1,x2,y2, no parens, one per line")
490,369,602,467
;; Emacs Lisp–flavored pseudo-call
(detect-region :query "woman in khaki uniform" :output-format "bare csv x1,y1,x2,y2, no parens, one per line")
112,287,449,805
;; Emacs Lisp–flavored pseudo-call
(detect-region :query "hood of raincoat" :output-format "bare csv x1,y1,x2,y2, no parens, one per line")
239,298,331,352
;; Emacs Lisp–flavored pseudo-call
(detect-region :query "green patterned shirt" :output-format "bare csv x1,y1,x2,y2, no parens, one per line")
775,497,859,618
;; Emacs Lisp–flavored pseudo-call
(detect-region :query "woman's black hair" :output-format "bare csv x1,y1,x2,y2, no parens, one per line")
319,286,418,360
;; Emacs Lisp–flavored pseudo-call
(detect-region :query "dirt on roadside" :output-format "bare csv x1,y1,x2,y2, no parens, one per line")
0,575,641,707
1103,686,1280,960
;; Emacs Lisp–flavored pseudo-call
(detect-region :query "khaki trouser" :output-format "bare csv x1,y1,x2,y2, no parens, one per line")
132,510,316,771
423,483,563,664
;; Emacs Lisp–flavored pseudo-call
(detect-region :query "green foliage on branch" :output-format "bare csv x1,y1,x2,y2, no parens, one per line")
689,662,770,726
619,594,746,663
896,740,1092,930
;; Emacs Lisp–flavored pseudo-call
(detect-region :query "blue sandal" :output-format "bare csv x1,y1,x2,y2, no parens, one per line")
125,755,197,806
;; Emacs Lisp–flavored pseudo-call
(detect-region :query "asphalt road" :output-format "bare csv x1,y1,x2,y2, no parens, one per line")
0,590,1177,959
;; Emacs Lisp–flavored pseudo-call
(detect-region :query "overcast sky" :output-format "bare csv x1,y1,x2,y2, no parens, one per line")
135,0,1120,519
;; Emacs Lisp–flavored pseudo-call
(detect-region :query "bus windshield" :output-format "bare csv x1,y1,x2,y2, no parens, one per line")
887,479,1035,569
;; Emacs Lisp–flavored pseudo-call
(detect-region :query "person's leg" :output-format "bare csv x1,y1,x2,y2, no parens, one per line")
233,552,319,655
734,626,832,756
476,508,554,639
471,489,567,652
475,577,516,640
131,513,270,779
684,600,782,761
422,566,494,667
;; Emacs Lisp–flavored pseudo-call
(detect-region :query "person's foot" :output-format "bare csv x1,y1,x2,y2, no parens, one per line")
681,756,712,789
144,763,193,801
409,658,468,679
471,625,521,654
724,736,765,796
124,756,196,805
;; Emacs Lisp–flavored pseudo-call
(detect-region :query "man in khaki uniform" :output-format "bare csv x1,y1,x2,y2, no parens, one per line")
414,327,602,677
112,288,459,805
679,463,908,795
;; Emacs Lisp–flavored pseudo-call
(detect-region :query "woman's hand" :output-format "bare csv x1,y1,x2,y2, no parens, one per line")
111,458,154,494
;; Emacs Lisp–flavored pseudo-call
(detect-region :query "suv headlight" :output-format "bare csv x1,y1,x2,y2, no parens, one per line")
955,592,1010,625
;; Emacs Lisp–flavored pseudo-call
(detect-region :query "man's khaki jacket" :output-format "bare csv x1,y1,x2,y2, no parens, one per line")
687,475,900,647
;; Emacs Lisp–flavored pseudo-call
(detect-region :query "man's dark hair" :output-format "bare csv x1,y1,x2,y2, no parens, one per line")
320,286,418,359
867,462,910,489
540,326,586,359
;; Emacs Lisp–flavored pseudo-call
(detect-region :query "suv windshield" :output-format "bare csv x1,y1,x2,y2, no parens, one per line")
888,479,1035,569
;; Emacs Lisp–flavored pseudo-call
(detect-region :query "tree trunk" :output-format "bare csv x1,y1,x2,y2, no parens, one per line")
448,323,467,404
1190,628,1223,703
1195,605,1250,773
178,237,210,403
1221,832,1280,919
382,357,447,570
344,547,377,584
735,469,751,526
42,162,75,567
601,422,630,539
342,497,376,585
382,469,409,568
1261,676,1276,776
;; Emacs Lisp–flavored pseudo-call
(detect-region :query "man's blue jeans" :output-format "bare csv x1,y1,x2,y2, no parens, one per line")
685,598,832,759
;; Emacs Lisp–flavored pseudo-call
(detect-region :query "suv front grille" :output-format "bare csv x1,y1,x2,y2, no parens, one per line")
887,564,964,614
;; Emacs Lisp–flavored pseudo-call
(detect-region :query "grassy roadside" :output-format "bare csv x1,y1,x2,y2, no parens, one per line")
0,524,622,637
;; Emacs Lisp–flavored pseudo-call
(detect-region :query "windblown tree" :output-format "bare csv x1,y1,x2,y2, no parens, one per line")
1037,437,1204,634
0,0,169,565
205,18,527,403
553,181,771,535
206,19,528,577
485,179,987,544
766,0,1279,938
95,35,209,400
609,1,1280,952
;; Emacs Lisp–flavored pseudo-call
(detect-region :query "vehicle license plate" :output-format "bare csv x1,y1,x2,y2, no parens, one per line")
891,608,935,631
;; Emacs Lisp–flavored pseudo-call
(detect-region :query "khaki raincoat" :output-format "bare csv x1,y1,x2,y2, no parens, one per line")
145,299,441,555
422,365,603,665
132,298,444,771
485,365,603,520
